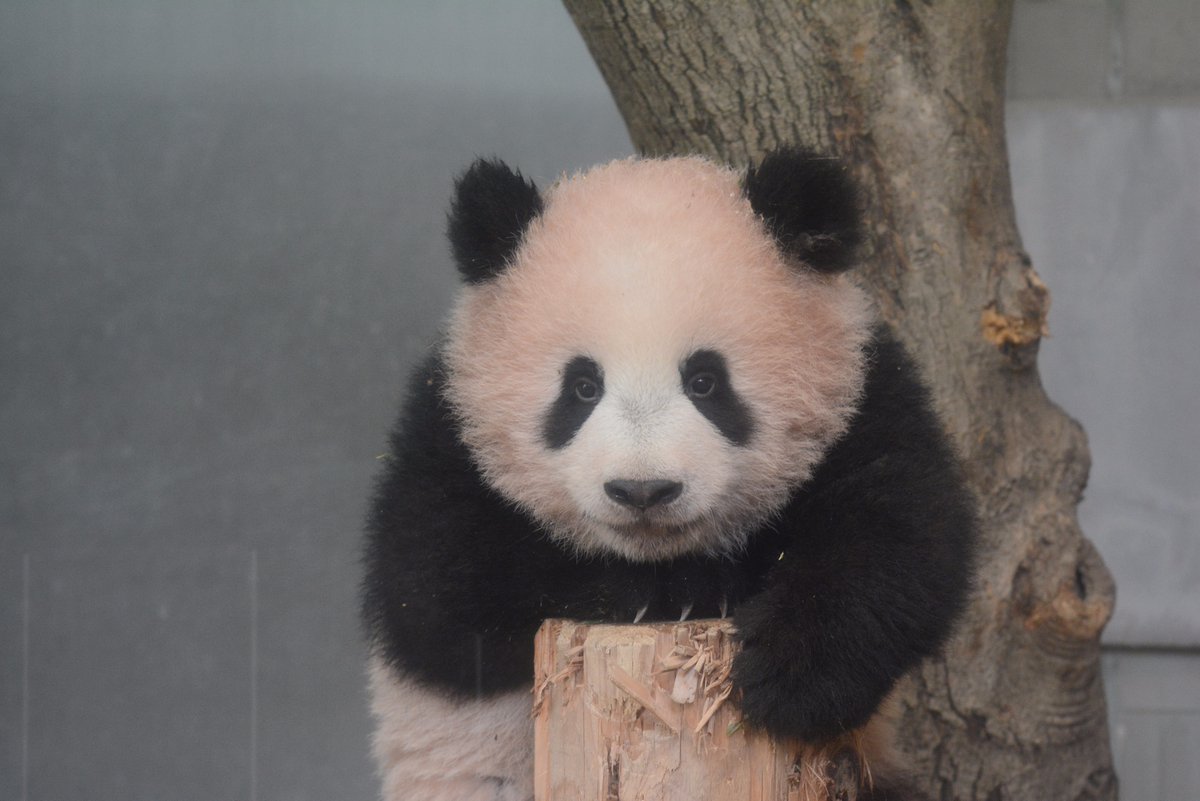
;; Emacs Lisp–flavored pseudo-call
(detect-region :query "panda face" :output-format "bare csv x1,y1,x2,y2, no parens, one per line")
444,157,871,561
533,342,760,560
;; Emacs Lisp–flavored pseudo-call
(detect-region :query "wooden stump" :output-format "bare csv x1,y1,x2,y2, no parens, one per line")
533,619,870,801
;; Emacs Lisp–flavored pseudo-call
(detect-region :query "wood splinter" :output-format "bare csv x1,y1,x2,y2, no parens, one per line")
533,618,879,801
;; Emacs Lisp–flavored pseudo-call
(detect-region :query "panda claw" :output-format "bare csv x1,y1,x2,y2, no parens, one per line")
719,597,729,619
633,605,648,624
679,603,693,623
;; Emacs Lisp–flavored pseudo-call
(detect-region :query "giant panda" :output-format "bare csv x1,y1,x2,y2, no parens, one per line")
361,148,977,801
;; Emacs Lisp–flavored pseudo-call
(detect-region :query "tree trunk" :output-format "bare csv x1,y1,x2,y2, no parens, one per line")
561,2,1117,799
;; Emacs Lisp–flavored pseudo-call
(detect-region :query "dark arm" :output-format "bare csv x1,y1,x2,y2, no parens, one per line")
361,353,657,698
733,329,978,742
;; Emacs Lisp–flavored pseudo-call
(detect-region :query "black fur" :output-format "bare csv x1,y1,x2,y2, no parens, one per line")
446,158,543,284
542,356,603,449
743,146,863,273
681,349,755,446
362,327,976,745
730,330,976,741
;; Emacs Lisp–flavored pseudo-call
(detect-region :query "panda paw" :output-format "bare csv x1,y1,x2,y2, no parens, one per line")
731,612,885,743
663,559,746,621
731,642,857,742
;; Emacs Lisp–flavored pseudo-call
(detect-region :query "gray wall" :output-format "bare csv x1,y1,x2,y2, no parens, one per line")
1007,3,1200,796
2,1,1197,800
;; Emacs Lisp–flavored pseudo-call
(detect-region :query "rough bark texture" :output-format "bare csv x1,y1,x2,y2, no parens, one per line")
561,2,1117,800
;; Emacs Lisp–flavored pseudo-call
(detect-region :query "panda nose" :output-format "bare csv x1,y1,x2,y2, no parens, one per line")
604,479,683,510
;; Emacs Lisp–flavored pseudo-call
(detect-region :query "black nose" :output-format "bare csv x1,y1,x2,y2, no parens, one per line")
604,479,683,510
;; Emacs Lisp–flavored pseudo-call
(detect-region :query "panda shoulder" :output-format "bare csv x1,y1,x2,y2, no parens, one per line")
858,325,939,427
806,325,959,484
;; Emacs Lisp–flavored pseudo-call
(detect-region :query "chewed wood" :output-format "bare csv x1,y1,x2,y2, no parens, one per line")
534,619,870,801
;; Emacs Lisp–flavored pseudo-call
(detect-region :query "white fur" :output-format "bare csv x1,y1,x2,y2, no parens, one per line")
368,657,533,801
444,156,873,561
555,349,745,560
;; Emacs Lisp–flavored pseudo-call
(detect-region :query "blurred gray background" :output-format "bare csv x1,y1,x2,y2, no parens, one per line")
1,1,1197,799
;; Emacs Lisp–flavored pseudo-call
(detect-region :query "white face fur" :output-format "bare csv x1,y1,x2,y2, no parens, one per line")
444,157,872,562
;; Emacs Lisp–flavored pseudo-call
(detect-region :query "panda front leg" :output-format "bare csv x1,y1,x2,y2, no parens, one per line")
732,331,977,746
731,482,973,744
368,656,533,801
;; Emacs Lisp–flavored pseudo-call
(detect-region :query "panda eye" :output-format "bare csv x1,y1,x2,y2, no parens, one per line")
686,372,717,399
573,377,601,403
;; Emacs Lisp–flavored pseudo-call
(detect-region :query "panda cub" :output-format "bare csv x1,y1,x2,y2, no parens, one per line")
362,148,977,801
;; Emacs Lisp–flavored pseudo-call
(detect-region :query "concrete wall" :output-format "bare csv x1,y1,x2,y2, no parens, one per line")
1009,0,1200,99
1007,4,1200,796
2,2,1197,799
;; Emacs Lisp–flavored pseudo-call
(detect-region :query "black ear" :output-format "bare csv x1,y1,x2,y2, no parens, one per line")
743,147,862,273
446,158,544,284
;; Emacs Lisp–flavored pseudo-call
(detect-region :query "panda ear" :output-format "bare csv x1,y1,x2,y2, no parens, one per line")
446,158,544,284
743,146,863,274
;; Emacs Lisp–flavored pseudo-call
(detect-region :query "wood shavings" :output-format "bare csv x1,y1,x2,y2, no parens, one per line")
670,666,699,704
532,643,584,717
693,683,732,733
608,663,682,733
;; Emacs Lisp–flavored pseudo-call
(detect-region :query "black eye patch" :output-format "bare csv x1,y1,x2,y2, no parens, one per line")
681,350,754,446
542,356,603,449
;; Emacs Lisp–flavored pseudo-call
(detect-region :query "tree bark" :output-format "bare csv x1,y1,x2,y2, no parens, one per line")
561,2,1117,800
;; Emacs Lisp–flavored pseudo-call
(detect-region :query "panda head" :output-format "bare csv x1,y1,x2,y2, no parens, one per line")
442,150,873,562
